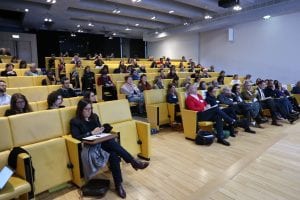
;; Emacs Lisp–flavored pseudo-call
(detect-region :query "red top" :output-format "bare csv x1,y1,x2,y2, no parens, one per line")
185,94,207,112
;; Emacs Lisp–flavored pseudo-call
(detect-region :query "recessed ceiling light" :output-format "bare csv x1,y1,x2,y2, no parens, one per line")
155,31,159,34
169,10,174,14
46,0,51,2
132,0,141,3
44,18,49,22
112,33,117,36
204,15,212,20
88,22,94,27
151,16,156,20
52,0,56,4
125,27,132,31
108,36,113,40
112,9,121,14
77,29,83,33
263,15,271,20
12,34,20,39
24,8,29,12
183,22,189,26
48,18,52,22
77,24,80,28
135,23,139,26
233,5,242,11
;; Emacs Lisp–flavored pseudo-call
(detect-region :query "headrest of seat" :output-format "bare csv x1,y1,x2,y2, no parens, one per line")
97,99,132,124
59,106,77,135
9,109,64,146
144,89,167,105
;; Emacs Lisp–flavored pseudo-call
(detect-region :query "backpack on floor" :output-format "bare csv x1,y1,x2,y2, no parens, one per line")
80,179,110,197
195,131,215,145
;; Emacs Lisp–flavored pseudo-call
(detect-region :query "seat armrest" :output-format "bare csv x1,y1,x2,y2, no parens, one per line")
167,103,176,125
135,120,151,160
146,104,159,129
181,109,198,140
16,153,34,199
63,135,85,187
96,85,103,102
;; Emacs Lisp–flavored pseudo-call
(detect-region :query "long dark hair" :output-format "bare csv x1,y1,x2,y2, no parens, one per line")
231,84,240,94
76,99,94,120
10,93,32,113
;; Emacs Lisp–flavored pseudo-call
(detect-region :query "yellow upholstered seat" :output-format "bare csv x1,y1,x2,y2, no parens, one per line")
0,105,9,117
7,76,34,88
47,85,61,93
20,86,49,102
6,87,20,96
36,101,48,111
22,138,72,194
97,100,151,160
59,106,76,135
178,92,213,140
33,76,47,86
8,110,64,146
69,96,82,106
144,89,169,129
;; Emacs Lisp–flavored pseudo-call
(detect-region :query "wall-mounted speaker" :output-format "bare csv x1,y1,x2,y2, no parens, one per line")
228,28,234,42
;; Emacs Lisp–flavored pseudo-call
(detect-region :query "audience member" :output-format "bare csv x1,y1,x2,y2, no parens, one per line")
199,81,207,90
70,99,149,199
81,66,95,92
291,81,300,94
42,70,57,85
0,80,11,105
48,54,56,69
24,63,42,76
47,91,65,109
153,76,164,89
57,77,77,98
201,68,211,78
167,67,178,79
19,60,27,69
5,93,32,116
230,74,241,85
121,76,145,115
11,56,18,63
97,66,117,100
166,84,181,123
83,91,97,103
1,63,17,76
71,53,81,64
138,74,152,92
150,61,157,68
186,84,234,146
181,76,192,88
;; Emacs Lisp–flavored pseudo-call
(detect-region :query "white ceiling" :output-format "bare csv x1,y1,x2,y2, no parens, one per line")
0,0,299,40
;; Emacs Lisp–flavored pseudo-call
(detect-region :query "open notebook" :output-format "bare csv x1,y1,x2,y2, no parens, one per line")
0,166,14,190
83,133,113,141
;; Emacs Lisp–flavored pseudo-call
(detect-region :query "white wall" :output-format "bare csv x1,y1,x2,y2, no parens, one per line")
200,12,300,84
147,32,200,62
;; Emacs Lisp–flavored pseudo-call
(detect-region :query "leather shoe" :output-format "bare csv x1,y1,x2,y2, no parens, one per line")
255,124,264,129
116,184,126,199
245,128,256,134
217,139,230,146
131,159,149,171
271,121,282,126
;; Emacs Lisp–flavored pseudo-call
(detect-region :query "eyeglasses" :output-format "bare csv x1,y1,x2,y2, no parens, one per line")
16,100,25,104
84,107,93,111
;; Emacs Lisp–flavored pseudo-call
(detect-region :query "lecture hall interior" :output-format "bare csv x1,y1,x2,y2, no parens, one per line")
0,0,300,199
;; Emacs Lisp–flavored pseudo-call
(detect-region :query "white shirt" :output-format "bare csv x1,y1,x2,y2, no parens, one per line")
191,94,200,101
230,80,241,85
0,93,11,106
258,88,265,99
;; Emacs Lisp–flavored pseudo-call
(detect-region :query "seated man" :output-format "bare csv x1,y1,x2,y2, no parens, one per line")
24,63,43,76
121,75,145,115
0,80,11,105
264,80,297,123
186,84,235,146
57,77,77,98
207,86,255,134
256,80,282,126
291,81,300,94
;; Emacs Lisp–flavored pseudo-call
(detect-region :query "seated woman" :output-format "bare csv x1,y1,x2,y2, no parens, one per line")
150,61,157,68
181,76,191,88
153,76,164,89
275,81,299,112
178,62,185,72
114,60,127,73
11,56,18,63
70,99,149,198
138,74,152,92
1,63,17,76
47,91,65,109
81,66,95,93
42,70,58,85
19,60,27,69
166,84,181,124
172,76,179,88
159,69,166,79
167,67,179,79
199,81,207,90
121,76,145,115
5,93,32,116
217,70,225,85
193,77,201,89
97,66,117,101
230,74,241,85
130,69,140,80
83,91,97,103
186,84,235,146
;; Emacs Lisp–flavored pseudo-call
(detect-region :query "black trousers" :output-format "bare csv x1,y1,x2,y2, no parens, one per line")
197,107,233,140
260,99,277,122
101,139,134,186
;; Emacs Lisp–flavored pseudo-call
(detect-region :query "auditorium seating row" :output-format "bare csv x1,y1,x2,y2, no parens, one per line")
0,96,81,117
0,99,151,199
0,63,33,69
0,76,47,88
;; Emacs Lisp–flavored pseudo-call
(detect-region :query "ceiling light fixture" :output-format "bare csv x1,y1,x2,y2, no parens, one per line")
108,36,113,40
233,5,242,11
48,18,52,22
44,18,49,22
204,15,212,20
52,0,56,4
77,29,83,33
132,0,141,3
71,33,76,37
135,23,139,26
12,34,20,39
46,0,51,2
24,8,29,12
151,16,156,20
112,32,117,36
155,31,159,34
88,22,94,27
263,15,271,20
112,9,121,14
76,24,80,28
183,22,189,26
169,10,174,14
125,27,132,31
